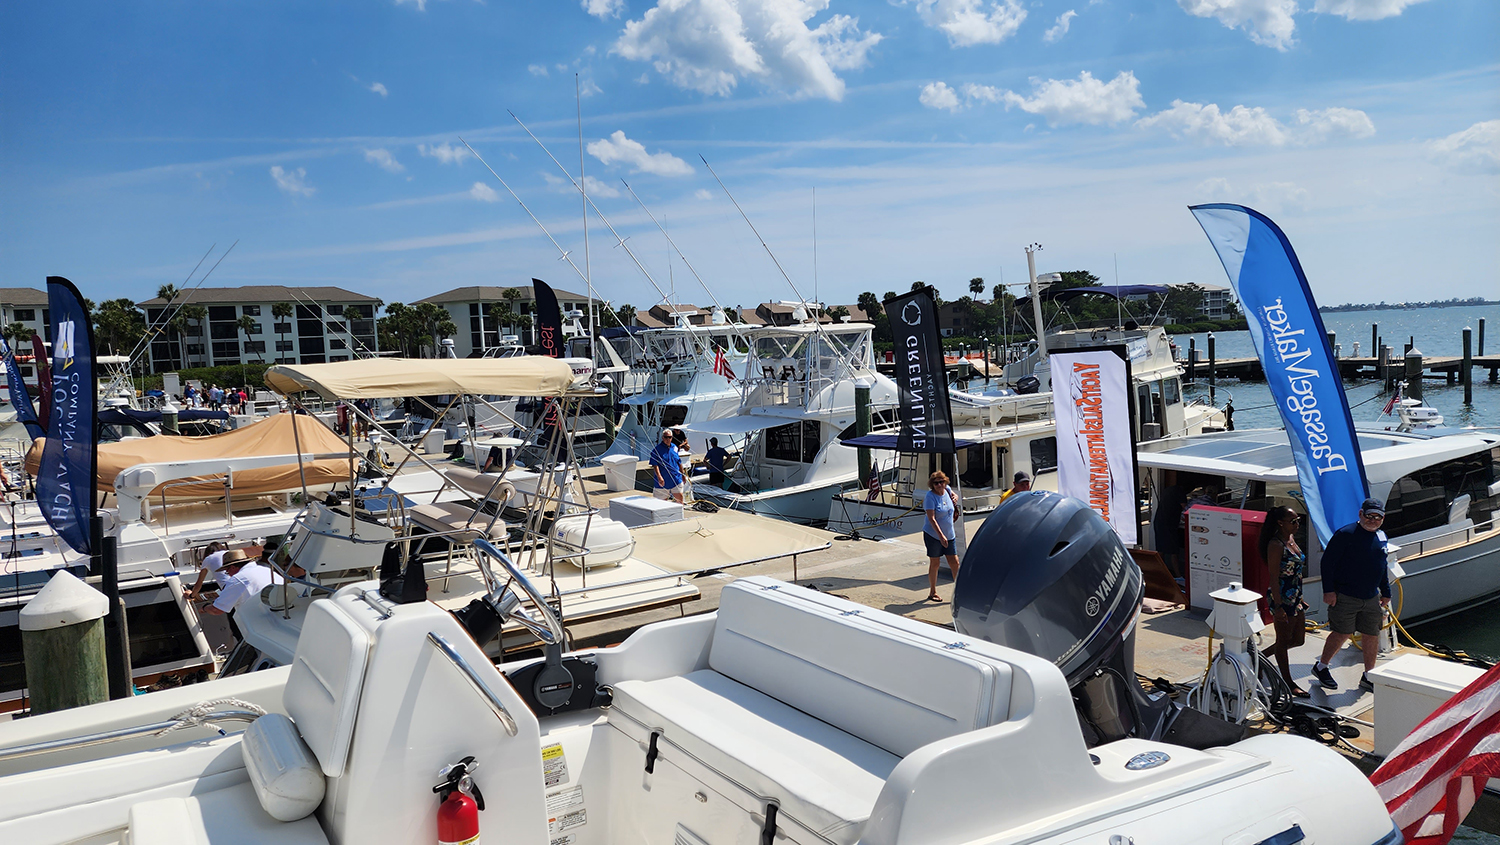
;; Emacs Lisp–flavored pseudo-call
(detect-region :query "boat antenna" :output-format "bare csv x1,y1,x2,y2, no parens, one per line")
501,113,679,313
128,240,238,368
1114,253,1122,329
620,181,731,317
577,74,595,367
812,187,818,318
701,156,830,341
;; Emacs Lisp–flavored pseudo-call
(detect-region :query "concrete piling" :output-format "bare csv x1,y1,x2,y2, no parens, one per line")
1187,338,1197,381
1371,324,1378,361
20,570,110,715
1207,333,1216,404
1405,347,1424,401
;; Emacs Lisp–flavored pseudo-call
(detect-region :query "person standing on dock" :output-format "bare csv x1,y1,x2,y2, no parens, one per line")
1311,498,1391,692
650,429,685,504
705,438,728,486
1259,507,1310,699
923,471,960,603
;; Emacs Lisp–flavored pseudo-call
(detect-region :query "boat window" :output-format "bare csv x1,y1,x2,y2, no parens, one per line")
1383,447,1499,537
1136,384,1155,426
1164,377,1181,406
1030,436,1057,475
660,405,687,428
765,420,821,463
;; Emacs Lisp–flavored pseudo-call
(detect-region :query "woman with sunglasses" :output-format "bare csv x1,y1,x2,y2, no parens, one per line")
923,471,960,602
1259,506,1311,698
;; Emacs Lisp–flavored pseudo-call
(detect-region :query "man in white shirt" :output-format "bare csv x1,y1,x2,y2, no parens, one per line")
183,542,228,601
204,556,282,616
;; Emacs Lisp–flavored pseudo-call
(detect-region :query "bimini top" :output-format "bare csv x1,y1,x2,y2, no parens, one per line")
265,356,576,400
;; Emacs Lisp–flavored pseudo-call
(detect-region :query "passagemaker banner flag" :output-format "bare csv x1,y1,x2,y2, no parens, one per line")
532,278,564,359
38,276,98,555
1190,204,1368,545
883,287,954,454
1051,347,1137,543
1,338,44,440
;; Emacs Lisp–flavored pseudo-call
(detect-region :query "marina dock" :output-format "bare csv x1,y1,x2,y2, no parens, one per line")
1186,353,1500,382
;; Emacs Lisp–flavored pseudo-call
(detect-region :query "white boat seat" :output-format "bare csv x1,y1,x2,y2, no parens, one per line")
606,578,1015,845
611,671,898,845
408,502,507,542
443,467,517,504
126,782,328,845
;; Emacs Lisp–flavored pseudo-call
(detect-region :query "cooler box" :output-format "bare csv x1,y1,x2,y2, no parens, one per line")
1368,654,1485,757
600,454,638,492
609,495,684,528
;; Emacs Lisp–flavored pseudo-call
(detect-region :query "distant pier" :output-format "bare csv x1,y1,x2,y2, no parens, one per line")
1191,355,1500,382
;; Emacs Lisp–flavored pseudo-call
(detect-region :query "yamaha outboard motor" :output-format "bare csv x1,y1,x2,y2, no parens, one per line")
955,492,1243,749
1015,374,1041,395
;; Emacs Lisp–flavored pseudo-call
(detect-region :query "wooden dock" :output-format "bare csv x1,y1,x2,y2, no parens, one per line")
1185,354,1500,382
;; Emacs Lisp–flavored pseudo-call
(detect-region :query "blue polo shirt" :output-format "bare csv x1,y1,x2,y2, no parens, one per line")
649,442,683,488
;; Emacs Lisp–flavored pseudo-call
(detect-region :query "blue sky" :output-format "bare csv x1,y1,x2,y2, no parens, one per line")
2,0,1495,314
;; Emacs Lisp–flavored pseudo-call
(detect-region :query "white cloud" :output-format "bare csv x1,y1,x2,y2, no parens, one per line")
1427,120,1500,172
1294,107,1376,141
1312,0,1432,20
1139,100,1377,146
1177,0,1297,50
270,166,314,197
636,72,651,83
419,142,473,165
1043,9,1077,42
580,78,604,97
528,64,549,77
583,0,627,17
614,0,882,101
694,188,713,200
470,182,500,202
919,81,962,112
368,82,389,97
964,71,1144,126
363,148,405,173
542,172,622,198
587,130,694,176
914,0,1027,47
395,0,428,10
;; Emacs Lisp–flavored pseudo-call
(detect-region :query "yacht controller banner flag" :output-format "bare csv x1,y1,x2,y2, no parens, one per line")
37,275,98,556
532,278,564,359
883,287,955,454
2,338,44,440
1050,346,1137,543
1190,204,1368,545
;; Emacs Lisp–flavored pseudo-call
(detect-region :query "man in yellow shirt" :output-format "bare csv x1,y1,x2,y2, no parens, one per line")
998,471,1031,504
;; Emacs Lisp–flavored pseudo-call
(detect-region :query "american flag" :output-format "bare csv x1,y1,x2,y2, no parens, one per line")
1382,382,1403,416
713,346,736,381
1369,661,1500,844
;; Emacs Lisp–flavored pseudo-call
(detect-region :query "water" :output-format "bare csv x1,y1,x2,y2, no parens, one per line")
1176,304,1500,433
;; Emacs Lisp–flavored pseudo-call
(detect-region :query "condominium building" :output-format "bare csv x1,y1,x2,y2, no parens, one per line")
0,286,49,382
415,284,594,357
1194,283,1235,319
136,285,380,372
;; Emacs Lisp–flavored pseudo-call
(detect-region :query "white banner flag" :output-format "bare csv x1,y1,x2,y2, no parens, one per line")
1051,349,1137,543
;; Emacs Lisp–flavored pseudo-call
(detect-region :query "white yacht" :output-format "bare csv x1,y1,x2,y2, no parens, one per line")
604,321,750,462
683,321,900,525
1138,427,1500,622
0,563,1398,845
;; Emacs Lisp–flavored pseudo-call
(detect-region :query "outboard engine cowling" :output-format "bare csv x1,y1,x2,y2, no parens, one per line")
1015,375,1041,395
955,492,1240,748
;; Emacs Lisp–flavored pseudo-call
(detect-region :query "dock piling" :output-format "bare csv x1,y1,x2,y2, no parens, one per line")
1463,328,1473,405
1327,331,1336,357
1187,337,1197,381
1480,318,1486,356
1405,348,1424,401
1207,333,1216,404
20,570,110,715
1379,345,1392,391
1371,324,1378,361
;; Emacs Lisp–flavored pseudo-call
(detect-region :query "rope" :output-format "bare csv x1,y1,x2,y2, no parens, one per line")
155,697,267,737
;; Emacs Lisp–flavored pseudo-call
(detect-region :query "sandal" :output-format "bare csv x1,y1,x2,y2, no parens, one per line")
1289,685,1311,699
927,594,943,603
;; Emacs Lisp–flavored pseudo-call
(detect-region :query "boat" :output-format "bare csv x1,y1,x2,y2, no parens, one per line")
828,323,1226,542
681,320,900,525
0,543,1399,844
1137,426,1500,622
603,320,750,462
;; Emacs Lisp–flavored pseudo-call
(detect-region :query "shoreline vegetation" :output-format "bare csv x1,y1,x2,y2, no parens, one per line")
1319,297,1498,313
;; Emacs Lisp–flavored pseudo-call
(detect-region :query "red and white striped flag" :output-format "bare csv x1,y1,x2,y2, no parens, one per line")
1370,661,1500,844
1381,382,1402,416
713,346,736,381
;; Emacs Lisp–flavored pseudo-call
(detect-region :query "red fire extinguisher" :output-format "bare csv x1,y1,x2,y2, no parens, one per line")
434,756,485,845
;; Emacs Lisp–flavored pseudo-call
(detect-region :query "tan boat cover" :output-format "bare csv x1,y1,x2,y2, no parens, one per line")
264,356,575,400
25,413,354,499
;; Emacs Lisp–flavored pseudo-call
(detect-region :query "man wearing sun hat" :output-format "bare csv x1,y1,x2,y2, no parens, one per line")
1311,497,1392,692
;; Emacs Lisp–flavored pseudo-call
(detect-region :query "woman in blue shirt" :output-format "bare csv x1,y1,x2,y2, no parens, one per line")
923,471,960,602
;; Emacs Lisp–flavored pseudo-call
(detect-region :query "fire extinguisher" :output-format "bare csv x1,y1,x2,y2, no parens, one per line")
434,756,485,845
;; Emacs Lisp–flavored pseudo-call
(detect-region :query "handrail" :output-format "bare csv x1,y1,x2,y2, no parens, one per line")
0,710,263,762
426,632,518,737
1396,517,1496,559
471,538,565,647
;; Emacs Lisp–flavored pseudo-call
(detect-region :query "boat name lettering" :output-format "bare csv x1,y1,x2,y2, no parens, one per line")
1072,363,1112,522
1261,298,1347,477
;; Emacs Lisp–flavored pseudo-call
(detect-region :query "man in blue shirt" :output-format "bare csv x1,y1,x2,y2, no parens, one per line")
650,429,685,503
1311,498,1392,692
705,437,729,486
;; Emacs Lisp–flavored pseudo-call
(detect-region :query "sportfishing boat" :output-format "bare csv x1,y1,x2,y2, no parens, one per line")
1138,426,1500,622
0,553,1399,844
682,321,900,525
603,319,750,462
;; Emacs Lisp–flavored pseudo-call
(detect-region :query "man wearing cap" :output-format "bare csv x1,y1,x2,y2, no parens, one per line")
999,471,1031,504
1311,498,1392,692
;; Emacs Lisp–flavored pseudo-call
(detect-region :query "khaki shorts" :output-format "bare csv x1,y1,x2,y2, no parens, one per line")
652,483,685,500
1328,593,1384,636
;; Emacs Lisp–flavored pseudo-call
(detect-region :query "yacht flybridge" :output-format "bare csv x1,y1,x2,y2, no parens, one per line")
604,322,750,461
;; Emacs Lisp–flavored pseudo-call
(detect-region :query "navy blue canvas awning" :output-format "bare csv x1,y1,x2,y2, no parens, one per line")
839,434,978,451
99,407,230,427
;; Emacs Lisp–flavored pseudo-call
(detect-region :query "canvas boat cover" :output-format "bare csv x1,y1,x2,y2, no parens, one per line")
26,413,353,499
264,356,575,400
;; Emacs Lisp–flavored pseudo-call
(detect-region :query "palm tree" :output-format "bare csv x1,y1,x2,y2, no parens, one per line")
272,302,294,363
181,304,207,368
413,303,448,357
94,299,146,355
969,277,985,297
236,314,259,386
615,303,636,326
435,317,459,357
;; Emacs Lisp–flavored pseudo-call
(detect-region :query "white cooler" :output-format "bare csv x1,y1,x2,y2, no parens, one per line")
609,495,684,528
1368,653,1485,757
600,454,638,492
